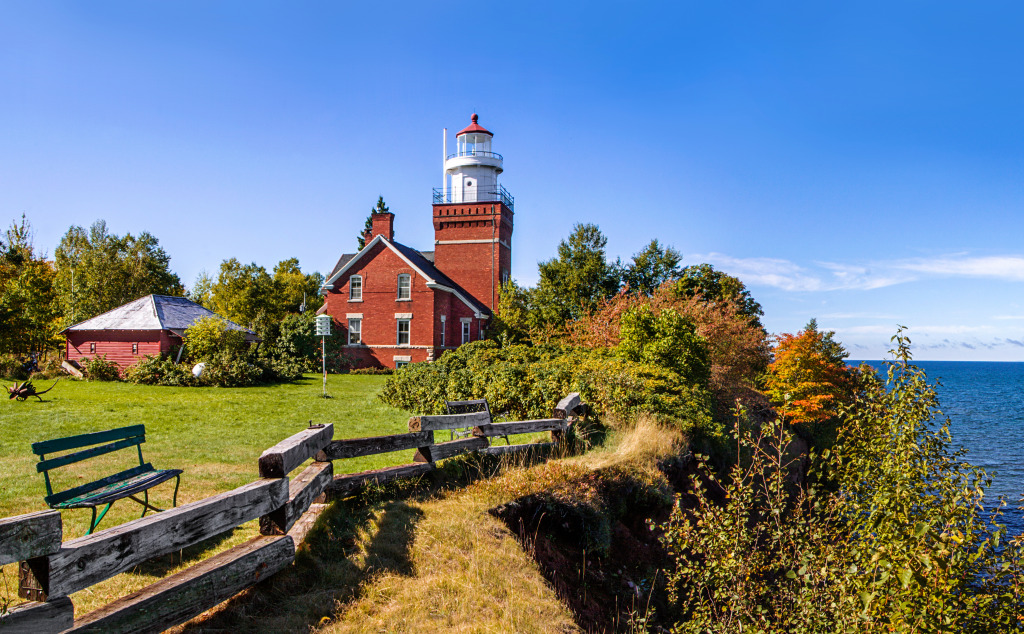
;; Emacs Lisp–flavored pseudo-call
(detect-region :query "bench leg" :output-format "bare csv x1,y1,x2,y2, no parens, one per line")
127,495,165,515
172,474,180,508
89,502,114,534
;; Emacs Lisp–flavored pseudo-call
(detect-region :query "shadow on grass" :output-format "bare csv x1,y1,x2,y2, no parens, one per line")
173,446,579,632
174,495,425,633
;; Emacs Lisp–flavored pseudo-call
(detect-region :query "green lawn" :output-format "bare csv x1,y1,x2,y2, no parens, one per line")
0,374,414,532
0,374,417,615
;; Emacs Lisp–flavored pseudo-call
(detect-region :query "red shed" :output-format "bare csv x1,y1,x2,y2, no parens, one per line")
63,295,258,372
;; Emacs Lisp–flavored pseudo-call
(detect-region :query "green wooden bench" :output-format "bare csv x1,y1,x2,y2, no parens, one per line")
32,425,182,534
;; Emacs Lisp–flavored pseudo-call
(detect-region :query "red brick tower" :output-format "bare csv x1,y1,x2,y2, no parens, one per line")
432,114,514,313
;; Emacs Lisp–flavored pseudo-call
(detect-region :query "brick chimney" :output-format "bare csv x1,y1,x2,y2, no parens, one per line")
370,212,395,241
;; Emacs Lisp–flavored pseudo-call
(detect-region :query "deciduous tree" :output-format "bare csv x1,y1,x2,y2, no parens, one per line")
533,223,621,326
54,220,184,325
764,321,855,425
0,215,61,354
674,263,764,329
622,239,683,295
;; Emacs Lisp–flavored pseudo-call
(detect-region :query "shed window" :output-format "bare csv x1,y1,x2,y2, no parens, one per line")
349,275,362,301
132,343,138,355
397,319,410,345
89,342,96,354
348,318,362,345
397,274,411,300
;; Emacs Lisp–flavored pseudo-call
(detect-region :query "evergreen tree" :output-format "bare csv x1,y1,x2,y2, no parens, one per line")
357,196,389,249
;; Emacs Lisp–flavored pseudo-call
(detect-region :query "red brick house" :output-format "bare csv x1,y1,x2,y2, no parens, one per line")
319,114,514,369
63,294,258,371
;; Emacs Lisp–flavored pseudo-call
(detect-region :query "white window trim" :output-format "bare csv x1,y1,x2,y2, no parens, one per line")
397,274,412,300
349,275,363,301
461,319,471,345
396,318,411,346
440,315,446,347
348,317,362,345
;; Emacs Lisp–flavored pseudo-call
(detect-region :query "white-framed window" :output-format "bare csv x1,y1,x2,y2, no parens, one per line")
501,269,510,285
348,318,361,344
396,360,410,369
397,274,411,300
394,355,411,369
397,319,411,345
461,319,471,345
440,315,446,347
349,275,362,301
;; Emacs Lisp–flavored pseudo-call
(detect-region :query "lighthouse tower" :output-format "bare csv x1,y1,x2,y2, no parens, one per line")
432,114,514,313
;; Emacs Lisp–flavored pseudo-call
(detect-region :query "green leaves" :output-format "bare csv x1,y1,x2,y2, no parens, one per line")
54,220,184,326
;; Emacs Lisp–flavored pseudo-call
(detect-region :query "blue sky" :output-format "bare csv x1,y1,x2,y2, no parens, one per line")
4,2,1024,360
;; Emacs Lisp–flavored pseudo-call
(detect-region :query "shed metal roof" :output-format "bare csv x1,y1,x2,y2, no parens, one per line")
63,295,259,340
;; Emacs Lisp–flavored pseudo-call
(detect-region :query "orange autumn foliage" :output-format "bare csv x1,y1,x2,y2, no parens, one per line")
765,329,856,425
569,284,772,420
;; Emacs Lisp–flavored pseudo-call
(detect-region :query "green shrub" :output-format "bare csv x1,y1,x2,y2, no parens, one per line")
82,355,121,381
349,367,394,375
0,356,28,381
124,354,197,386
184,316,249,361
379,341,715,436
658,331,1024,631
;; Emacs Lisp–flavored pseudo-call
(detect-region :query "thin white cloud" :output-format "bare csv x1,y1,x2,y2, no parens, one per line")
693,252,1024,292
897,256,1024,280
818,312,899,320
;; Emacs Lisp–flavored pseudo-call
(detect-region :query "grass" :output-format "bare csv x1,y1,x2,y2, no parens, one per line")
0,373,415,615
175,417,684,632
2,376,681,631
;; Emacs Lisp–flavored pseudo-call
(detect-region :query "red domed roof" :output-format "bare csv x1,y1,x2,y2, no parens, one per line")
456,113,493,137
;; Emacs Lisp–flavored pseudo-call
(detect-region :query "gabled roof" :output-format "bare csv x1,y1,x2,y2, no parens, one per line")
62,295,259,340
321,235,489,318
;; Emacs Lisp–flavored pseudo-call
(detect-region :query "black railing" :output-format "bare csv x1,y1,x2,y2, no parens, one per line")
433,185,514,211
446,150,503,161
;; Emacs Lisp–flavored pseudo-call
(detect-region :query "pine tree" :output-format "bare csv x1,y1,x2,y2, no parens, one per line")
357,196,390,249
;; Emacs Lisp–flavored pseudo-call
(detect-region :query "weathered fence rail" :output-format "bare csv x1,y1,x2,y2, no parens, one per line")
0,392,586,633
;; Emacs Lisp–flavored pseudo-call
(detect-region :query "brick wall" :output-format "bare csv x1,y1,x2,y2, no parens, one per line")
432,202,513,313
322,240,492,369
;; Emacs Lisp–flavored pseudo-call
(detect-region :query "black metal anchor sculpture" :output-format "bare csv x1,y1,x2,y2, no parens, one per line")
6,379,57,402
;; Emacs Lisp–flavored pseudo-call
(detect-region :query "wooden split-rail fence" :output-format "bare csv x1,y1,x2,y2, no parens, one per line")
0,393,586,634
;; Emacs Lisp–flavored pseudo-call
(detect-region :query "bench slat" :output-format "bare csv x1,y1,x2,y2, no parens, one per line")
37,437,144,473
45,464,155,507
33,425,146,456
53,469,181,509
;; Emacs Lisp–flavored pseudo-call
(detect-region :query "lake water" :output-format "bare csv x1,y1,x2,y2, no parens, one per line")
852,360,1024,535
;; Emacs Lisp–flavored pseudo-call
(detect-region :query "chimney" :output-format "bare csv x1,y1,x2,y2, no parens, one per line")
370,212,395,241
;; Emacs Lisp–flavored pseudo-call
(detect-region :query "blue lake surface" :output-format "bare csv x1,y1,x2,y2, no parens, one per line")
851,360,1024,535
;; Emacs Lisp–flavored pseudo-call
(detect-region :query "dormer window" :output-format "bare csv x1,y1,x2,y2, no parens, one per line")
349,275,362,301
397,274,411,300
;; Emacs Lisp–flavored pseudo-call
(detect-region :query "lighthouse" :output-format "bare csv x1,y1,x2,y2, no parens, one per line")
432,114,514,313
